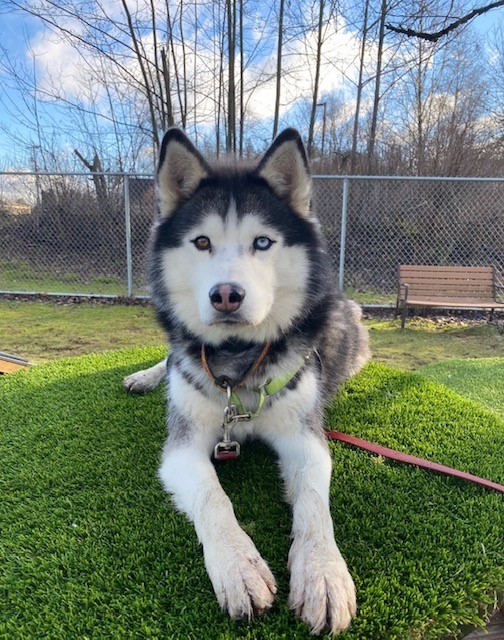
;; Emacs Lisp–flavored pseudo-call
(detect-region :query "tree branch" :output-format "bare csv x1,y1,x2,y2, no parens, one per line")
386,0,504,42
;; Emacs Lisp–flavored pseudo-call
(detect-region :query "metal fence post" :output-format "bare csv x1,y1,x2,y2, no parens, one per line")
338,177,349,291
124,175,133,297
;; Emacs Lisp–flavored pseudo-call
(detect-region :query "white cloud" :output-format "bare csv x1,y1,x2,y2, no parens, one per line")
239,18,363,121
29,30,98,104
26,2,364,128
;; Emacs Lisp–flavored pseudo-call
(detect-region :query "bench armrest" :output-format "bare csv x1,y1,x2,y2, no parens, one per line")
397,282,409,303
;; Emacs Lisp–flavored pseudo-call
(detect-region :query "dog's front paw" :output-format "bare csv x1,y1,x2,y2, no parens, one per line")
204,530,277,620
288,535,356,635
123,368,161,393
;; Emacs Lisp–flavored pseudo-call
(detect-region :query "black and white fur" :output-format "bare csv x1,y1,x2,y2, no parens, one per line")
124,129,370,635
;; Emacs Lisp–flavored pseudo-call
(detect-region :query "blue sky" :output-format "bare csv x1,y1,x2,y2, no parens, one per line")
0,9,45,164
1,2,503,171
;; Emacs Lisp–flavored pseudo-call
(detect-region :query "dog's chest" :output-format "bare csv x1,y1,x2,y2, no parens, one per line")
171,351,319,438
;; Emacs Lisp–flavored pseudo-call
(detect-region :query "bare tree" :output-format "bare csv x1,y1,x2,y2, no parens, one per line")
350,0,370,172
367,0,387,172
307,0,327,158
120,0,160,148
74,149,109,212
272,0,285,140
0,0,499,177
388,16,488,176
239,0,245,156
166,0,186,129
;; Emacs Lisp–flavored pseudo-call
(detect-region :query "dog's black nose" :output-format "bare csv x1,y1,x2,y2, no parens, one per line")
209,283,245,313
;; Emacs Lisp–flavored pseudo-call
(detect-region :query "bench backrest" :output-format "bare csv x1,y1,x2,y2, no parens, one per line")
399,265,496,301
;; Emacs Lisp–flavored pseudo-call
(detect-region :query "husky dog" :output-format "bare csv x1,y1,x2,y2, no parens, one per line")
124,128,370,635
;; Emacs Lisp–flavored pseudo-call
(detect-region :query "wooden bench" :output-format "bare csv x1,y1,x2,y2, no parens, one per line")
396,265,504,329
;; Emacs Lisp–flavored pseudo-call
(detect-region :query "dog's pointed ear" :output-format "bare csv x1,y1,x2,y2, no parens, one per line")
157,128,210,218
257,128,312,218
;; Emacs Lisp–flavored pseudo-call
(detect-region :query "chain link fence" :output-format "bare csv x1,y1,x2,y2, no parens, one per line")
314,176,504,304
1,172,503,305
0,172,154,297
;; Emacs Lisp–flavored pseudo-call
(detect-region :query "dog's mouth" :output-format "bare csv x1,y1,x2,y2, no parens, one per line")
207,311,259,327
208,317,249,326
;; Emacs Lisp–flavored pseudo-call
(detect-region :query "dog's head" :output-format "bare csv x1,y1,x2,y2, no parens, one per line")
151,129,326,345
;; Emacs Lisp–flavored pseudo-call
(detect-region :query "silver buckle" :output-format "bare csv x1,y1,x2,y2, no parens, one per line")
214,440,241,460
213,386,247,461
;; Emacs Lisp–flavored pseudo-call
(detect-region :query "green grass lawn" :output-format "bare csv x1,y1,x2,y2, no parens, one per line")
0,260,151,297
1,349,502,639
0,260,132,296
368,317,504,370
0,300,164,363
418,357,504,418
1,300,503,638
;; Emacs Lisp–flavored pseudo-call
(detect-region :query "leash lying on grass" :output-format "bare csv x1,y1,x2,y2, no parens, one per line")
326,430,504,494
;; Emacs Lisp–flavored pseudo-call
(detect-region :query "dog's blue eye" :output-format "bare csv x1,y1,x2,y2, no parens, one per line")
192,236,211,251
254,236,275,251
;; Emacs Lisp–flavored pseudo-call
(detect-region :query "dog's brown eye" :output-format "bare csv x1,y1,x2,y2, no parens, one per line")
192,236,211,251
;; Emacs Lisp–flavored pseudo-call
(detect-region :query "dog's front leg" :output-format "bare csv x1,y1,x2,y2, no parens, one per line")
158,420,277,620
271,430,357,635
123,358,167,393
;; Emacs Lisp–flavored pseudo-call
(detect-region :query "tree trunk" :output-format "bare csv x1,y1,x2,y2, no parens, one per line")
307,0,325,158
239,0,244,156
367,0,387,173
351,0,370,173
272,0,285,140
178,0,188,128
74,150,108,214
227,0,237,154
161,47,175,130
120,0,159,147
166,0,185,128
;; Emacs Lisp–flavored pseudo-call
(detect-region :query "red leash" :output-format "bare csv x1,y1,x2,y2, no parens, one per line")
326,430,504,494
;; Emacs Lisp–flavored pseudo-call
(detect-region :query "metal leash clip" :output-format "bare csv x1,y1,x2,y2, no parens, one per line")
214,387,248,461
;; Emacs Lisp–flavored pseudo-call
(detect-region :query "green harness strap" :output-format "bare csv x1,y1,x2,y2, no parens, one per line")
230,355,310,420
